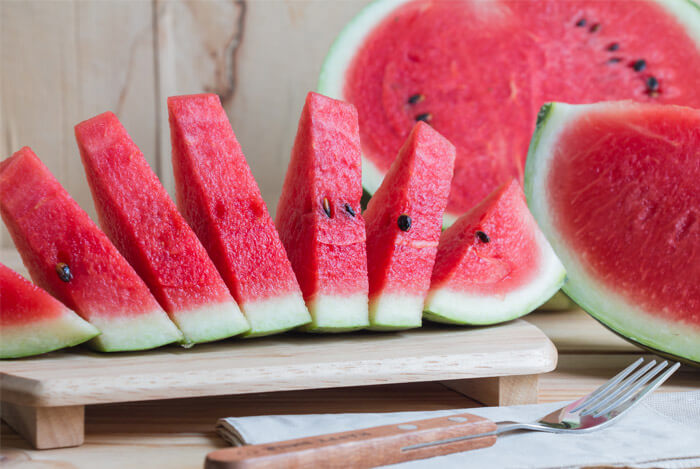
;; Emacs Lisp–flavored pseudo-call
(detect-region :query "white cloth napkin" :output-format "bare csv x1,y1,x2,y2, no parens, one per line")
217,390,700,468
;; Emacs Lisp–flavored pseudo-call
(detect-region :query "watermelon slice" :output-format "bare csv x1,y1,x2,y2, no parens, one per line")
0,147,183,351
424,180,565,325
364,122,454,330
276,92,369,332
0,263,99,359
525,101,700,364
74,112,250,344
318,0,700,225
168,94,311,337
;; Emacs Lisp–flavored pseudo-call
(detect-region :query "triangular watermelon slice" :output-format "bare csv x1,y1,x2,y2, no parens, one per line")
168,94,311,337
1,263,99,359
75,112,250,344
424,180,565,325
364,122,455,330
0,147,183,351
276,92,369,332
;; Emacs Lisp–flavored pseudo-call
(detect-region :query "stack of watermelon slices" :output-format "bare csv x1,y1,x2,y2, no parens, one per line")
0,91,564,358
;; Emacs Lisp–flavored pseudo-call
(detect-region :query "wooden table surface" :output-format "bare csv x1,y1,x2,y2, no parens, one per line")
1,307,698,468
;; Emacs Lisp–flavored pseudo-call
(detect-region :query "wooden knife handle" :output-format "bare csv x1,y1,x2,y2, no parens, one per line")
205,412,497,469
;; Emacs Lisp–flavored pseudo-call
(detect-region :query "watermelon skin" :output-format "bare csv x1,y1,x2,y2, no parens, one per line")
167,94,311,337
364,122,454,330
525,101,700,364
0,148,183,351
276,92,369,332
424,180,565,325
75,112,250,344
319,0,700,225
0,263,99,359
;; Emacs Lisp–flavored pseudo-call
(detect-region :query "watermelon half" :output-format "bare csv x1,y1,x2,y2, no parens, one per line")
364,121,454,330
276,92,369,332
75,112,250,344
0,147,183,351
1,263,99,359
318,0,700,225
526,101,700,364
168,94,311,337
424,180,565,325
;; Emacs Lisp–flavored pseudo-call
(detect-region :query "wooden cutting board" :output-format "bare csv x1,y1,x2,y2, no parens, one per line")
0,319,556,450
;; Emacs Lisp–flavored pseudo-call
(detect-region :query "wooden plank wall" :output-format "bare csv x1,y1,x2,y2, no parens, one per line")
0,0,370,250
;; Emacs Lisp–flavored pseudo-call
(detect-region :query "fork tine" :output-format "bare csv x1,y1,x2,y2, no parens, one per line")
580,359,657,415
569,357,644,413
592,362,681,418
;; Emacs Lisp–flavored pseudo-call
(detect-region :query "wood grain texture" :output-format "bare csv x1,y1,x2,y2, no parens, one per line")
443,374,539,406
0,319,556,407
1,402,84,449
205,412,497,469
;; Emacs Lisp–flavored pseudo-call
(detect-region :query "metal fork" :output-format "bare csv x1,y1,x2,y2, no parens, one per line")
206,358,681,469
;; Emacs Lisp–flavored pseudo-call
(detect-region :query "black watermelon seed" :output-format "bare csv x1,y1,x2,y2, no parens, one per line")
344,203,356,217
475,230,490,243
575,18,586,27
322,197,332,218
397,214,412,232
408,93,425,105
55,262,73,282
646,76,659,91
415,113,432,123
589,23,600,33
632,59,646,72
607,57,622,64
607,43,620,51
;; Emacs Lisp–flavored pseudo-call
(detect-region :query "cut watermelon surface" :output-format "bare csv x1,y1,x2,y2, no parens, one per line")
319,0,700,225
75,112,250,344
0,263,99,359
364,122,454,330
0,147,183,351
276,92,369,332
424,180,565,325
526,101,700,364
168,94,311,337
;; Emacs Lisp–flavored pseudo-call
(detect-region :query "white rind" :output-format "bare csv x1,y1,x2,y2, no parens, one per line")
301,293,369,332
654,0,700,49
423,233,565,325
241,292,312,338
87,309,184,352
170,300,249,344
525,101,700,362
368,293,424,330
1,313,100,359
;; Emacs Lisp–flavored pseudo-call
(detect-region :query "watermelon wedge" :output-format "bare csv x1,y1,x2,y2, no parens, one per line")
0,147,183,351
424,180,565,325
1,263,99,359
525,101,700,364
364,122,454,330
75,112,250,344
276,92,369,332
168,94,311,337
318,0,700,226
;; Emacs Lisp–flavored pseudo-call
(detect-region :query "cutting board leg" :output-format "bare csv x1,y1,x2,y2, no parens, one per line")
1,401,85,449
441,374,539,406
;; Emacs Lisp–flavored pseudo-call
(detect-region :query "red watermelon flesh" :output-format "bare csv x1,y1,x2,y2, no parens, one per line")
168,94,310,337
0,263,99,359
424,180,565,325
364,122,454,330
75,112,250,344
276,92,369,332
0,147,183,351
320,0,700,223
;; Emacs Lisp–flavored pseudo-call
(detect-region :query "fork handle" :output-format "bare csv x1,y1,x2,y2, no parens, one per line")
205,413,497,469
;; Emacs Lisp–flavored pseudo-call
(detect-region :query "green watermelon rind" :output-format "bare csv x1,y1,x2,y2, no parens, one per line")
86,310,184,352
318,0,700,230
1,314,100,359
524,101,700,365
